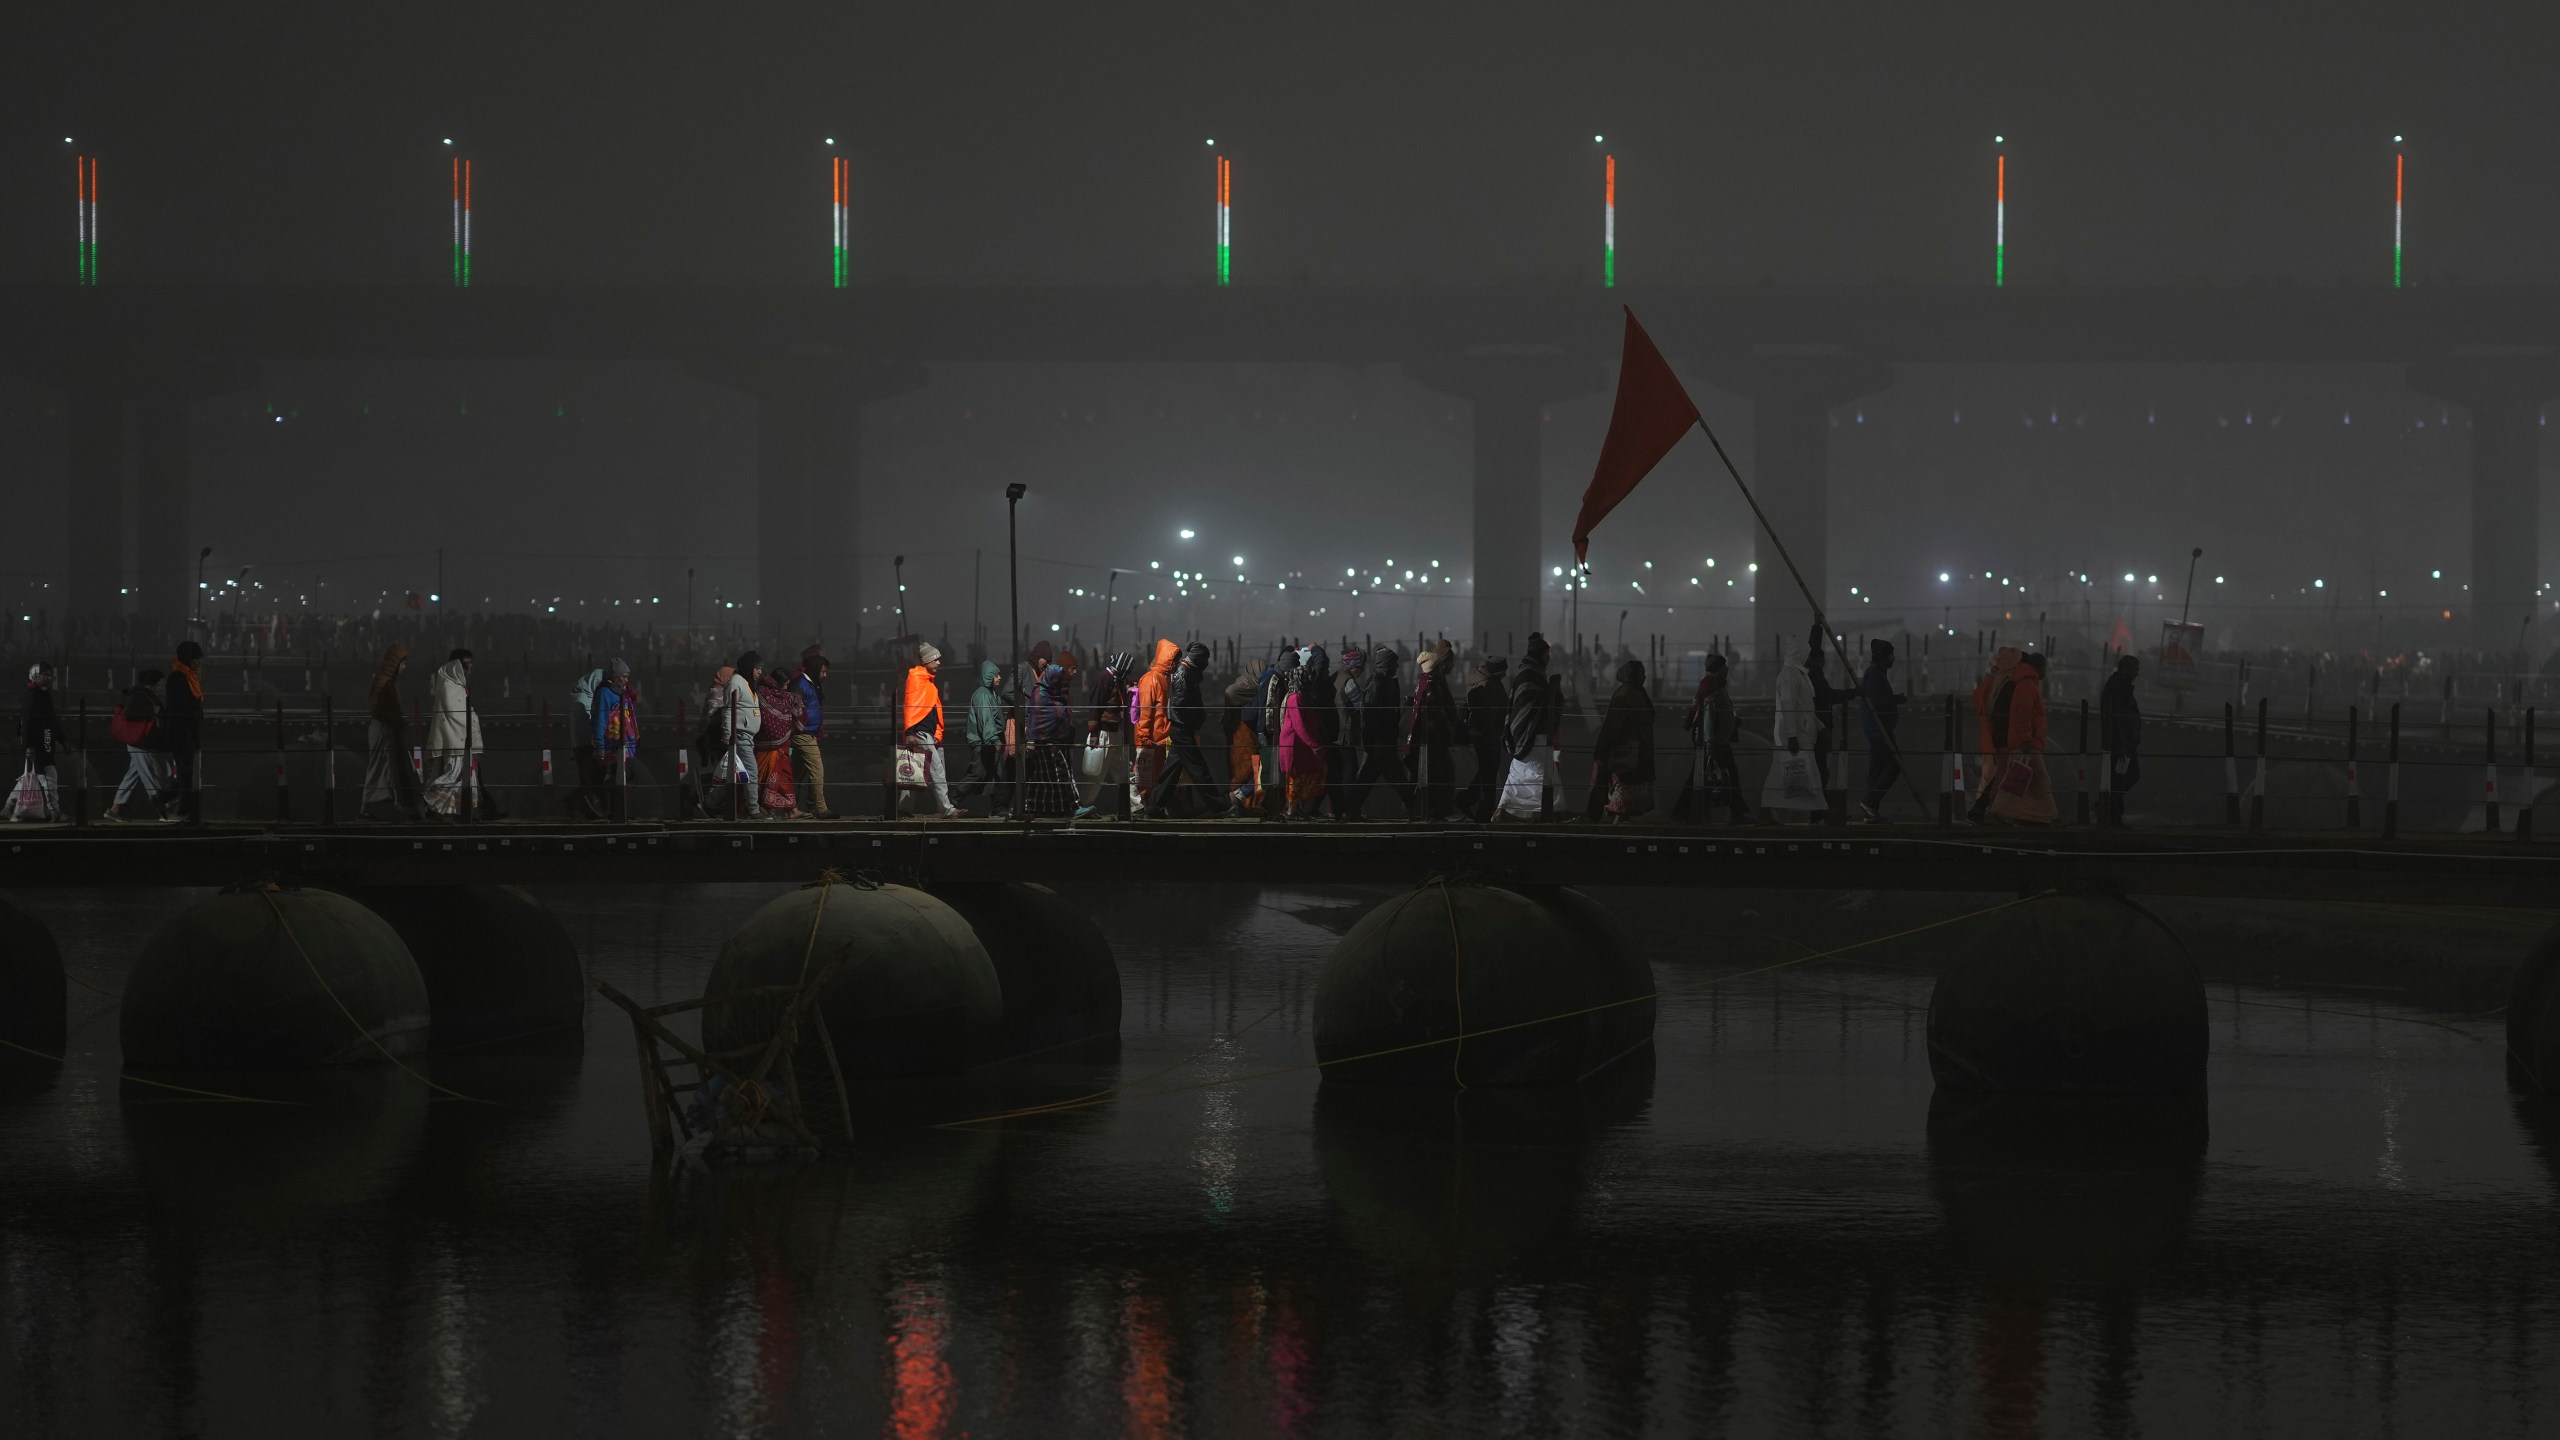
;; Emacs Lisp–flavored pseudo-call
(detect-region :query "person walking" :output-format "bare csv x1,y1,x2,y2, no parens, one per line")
1252,643,1299,820
1582,659,1656,822
1327,647,1368,819
1673,653,1751,825
1404,642,1464,821
1280,647,1331,820
1969,647,2056,825
1142,642,1229,818
713,651,763,818
1355,647,1413,818
961,658,1008,817
104,666,171,823
2099,654,2143,824
1459,655,1509,821
790,648,831,818
422,649,484,820
1222,667,1263,811
592,658,639,821
1020,663,1079,817
1129,638,1178,816
1072,649,1135,820
358,644,415,821
1763,643,1824,824
895,643,958,818
1496,634,1556,822
164,640,205,824
10,663,62,822
1857,639,1905,823
754,662,803,818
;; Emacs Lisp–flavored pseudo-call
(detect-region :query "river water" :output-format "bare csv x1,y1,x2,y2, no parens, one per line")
3,883,2556,1438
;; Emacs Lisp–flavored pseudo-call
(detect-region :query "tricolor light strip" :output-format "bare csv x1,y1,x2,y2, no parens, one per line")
2393,138,2405,289
831,154,849,288
1216,154,1231,286
1604,153,1616,289
1994,139,2006,288
452,157,473,287
75,155,97,286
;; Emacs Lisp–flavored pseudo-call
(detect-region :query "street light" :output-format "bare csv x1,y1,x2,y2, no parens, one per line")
893,553,907,648
1005,485,1026,826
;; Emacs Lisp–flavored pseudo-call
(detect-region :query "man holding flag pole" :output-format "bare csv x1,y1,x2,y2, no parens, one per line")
1571,308,1931,822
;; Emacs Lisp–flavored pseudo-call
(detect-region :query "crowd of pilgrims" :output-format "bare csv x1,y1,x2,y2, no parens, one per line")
10,622,2135,828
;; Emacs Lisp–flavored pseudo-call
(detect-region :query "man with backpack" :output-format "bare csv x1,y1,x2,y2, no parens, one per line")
103,668,170,823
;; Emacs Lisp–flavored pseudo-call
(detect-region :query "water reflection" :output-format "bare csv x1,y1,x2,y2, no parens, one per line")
1314,1052,1654,1285
1928,1092,2208,1440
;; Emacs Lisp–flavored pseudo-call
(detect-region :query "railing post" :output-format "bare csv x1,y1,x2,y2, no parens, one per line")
541,696,555,806
73,699,87,828
2248,697,2268,835
274,696,289,824
2223,701,2241,827
322,694,336,827
2485,707,2502,835
675,697,692,819
2344,704,2361,831
2075,698,2091,826
2522,709,2538,844
1938,695,1958,829
2383,703,2402,840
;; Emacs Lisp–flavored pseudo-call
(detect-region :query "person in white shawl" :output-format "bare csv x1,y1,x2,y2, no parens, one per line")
424,649,483,818
1760,646,1825,820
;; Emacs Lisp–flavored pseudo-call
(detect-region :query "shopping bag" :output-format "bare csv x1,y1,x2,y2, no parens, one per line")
1762,749,1821,811
1998,755,2034,796
6,763,55,822
893,744,931,790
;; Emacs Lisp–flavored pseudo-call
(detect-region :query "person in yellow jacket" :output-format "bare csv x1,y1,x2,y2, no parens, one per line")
900,643,959,818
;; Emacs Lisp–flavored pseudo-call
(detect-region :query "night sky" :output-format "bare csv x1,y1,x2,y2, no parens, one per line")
5,2,2557,651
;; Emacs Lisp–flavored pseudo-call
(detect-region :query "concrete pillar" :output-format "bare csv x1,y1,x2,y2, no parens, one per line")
1407,351,1602,657
1705,356,1892,667
754,387,859,656
2470,401,2540,657
65,393,125,625
2409,358,2560,658
135,396,193,648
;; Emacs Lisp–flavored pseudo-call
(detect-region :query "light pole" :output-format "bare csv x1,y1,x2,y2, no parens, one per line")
1006,485,1026,822
194,546,213,637
683,567,694,655
893,553,907,651
2179,547,2204,625
1103,569,1121,655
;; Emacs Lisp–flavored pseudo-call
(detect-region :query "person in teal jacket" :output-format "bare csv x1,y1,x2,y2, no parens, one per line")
960,659,1007,813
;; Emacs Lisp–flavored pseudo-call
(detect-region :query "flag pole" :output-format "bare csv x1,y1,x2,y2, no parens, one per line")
1680,414,1938,818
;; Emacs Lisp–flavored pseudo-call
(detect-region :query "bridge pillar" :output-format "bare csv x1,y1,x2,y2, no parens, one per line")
134,396,194,646
692,356,926,656
65,393,126,626
2410,358,2560,659
1406,350,1602,655
1703,357,1893,664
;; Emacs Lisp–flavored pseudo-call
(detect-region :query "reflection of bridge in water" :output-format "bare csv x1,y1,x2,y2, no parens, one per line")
6,822,2560,906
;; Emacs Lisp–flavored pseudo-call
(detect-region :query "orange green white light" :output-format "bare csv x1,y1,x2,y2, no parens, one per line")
75,155,96,285
1216,154,1230,286
832,154,849,287
1604,153,1615,289
452,157,472,287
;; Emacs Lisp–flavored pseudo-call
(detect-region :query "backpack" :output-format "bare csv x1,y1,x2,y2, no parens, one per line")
108,702,156,747
571,667,604,723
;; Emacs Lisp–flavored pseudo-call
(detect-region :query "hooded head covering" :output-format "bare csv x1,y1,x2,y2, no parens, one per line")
1183,641,1210,668
1374,648,1400,679
1870,638,1894,667
607,656,632,680
1339,646,1366,674
735,650,763,676
979,658,1002,687
26,663,50,684
1417,647,1444,674
1029,640,1053,670
1704,652,1728,675
1617,659,1646,689
915,642,941,666
801,643,826,663
1991,644,2022,672
2024,652,2049,679
1522,632,1549,664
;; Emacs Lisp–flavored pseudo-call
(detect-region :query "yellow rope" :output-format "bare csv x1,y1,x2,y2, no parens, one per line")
0,1034,301,1105
257,886,496,1105
939,889,2049,1129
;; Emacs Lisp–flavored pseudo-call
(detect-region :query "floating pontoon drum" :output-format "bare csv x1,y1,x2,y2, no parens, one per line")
1927,891,2206,1094
699,881,1002,1078
121,886,430,1068
931,882,1120,1053
346,885,584,1049
1314,881,1655,1087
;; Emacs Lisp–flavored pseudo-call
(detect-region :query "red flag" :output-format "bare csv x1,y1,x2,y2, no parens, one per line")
1572,308,1702,563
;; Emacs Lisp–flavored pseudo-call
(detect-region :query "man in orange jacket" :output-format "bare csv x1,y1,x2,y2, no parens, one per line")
900,643,959,818
1129,638,1178,816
